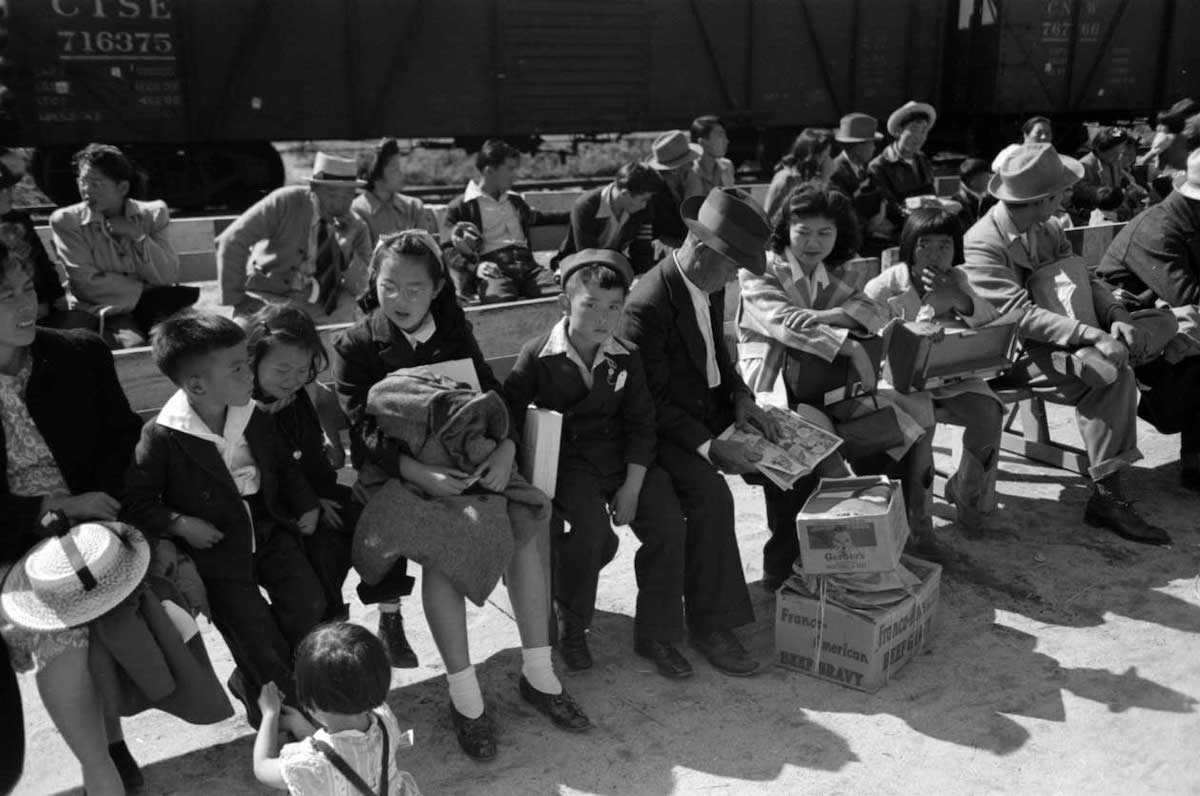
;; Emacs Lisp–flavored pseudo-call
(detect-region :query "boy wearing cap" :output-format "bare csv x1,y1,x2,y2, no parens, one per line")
961,143,1175,546
443,138,565,304
216,152,372,323
502,249,693,678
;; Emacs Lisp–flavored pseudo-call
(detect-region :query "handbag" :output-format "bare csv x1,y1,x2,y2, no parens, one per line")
781,334,885,406
312,714,390,796
826,395,909,461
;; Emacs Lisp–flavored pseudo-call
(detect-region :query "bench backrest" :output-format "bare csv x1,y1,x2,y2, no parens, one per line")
1065,221,1126,268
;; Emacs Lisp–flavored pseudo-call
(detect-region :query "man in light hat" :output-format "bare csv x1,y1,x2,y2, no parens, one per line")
619,187,779,677
828,112,887,254
960,143,1174,545
1097,144,1200,491
868,100,938,237
645,130,705,248
216,151,372,323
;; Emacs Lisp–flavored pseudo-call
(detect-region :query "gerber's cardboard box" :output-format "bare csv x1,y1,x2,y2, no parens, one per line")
775,556,941,693
795,476,908,575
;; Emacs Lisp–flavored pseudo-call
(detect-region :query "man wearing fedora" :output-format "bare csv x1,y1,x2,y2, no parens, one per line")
829,112,888,255
619,186,779,677
955,157,995,227
1097,145,1200,492
960,143,1173,545
868,100,938,238
216,152,372,323
646,130,706,249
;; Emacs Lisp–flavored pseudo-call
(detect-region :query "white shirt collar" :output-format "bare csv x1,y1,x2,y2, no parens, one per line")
399,313,437,346
786,253,831,293
464,180,514,204
675,253,712,304
538,316,628,360
156,389,254,442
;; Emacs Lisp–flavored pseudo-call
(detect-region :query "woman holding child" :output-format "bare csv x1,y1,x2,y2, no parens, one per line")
333,229,591,760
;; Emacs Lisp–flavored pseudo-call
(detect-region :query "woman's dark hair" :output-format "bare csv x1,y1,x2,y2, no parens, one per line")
777,128,833,177
361,137,402,193
897,207,965,268
613,161,662,196
768,183,861,264
295,623,391,714
1021,116,1052,140
241,304,328,395
475,138,521,171
71,143,142,198
357,229,459,316
690,114,724,142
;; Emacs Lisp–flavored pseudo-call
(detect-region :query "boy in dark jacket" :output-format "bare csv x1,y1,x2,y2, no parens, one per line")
442,138,566,303
122,310,324,726
502,249,692,679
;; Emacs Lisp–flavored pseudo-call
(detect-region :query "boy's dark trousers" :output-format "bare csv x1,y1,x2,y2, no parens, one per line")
205,495,326,705
477,245,556,304
302,483,359,621
552,460,687,642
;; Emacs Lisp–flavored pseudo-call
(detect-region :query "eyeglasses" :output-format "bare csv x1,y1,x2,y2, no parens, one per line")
379,282,432,300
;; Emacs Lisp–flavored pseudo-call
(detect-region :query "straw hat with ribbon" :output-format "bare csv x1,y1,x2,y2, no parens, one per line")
1,522,150,631
309,152,366,188
886,101,938,137
646,130,702,171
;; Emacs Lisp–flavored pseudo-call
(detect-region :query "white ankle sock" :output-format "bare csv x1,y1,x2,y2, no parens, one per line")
379,599,401,614
446,666,484,719
521,646,562,695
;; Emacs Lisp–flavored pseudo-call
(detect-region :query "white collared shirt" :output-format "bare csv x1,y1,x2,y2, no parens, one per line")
399,313,436,347
787,257,831,307
464,180,527,254
538,317,628,389
675,253,721,389
156,390,261,496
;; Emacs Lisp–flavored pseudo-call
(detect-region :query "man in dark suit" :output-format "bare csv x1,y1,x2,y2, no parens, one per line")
619,187,778,677
829,112,887,255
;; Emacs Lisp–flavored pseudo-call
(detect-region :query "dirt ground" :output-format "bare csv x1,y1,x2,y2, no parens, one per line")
12,405,1200,795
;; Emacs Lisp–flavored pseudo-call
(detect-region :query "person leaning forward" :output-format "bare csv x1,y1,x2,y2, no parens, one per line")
618,187,779,677
959,143,1174,546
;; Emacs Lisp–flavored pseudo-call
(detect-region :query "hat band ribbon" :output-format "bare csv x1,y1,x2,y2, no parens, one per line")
311,172,358,182
59,533,98,592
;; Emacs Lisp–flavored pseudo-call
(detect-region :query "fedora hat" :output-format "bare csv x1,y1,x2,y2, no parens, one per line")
1179,149,1200,202
887,101,938,137
988,143,1083,203
558,248,634,289
309,152,366,188
836,113,883,144
681,187,771,275
646,130,702,171
1,522,150,631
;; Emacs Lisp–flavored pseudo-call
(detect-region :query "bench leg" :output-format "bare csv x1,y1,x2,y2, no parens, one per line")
999,398,1091,475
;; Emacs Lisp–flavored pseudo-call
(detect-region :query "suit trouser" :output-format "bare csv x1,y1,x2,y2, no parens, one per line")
1137,354,1200,455
302,484,359,621
992,346,1141,482
553,461,687,641
205,529,326,704
655,441,755,634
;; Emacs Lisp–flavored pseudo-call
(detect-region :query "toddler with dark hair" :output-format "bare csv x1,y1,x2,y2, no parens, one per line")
253,622,420,795
123,310,326,727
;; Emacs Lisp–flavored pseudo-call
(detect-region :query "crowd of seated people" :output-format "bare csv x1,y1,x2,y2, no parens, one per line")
4,96,1200,794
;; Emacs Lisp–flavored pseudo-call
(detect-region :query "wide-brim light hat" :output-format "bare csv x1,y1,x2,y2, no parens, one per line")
987,143,1084,203
836,112,884,144
646,130,702,171
1179,149,1200,201
1,522,150,631
681,187,771,275
886,101,938,137
309,152,366,188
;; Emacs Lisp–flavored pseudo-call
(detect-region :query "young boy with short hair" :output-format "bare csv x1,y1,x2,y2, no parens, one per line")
502,249,695,679
122,310,325,726
442,138,566,303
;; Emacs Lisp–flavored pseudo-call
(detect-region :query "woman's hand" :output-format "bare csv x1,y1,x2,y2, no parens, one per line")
44,491,120,522
318,497,344,532
401,456,475,498
296,507,320,536
475,439,516,493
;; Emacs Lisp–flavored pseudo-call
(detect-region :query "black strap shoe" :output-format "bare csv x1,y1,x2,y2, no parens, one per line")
379,610,419,669
518,675,592,732
1084,491,1172,546
689,630,761,677
634,637,694,679
226,669,262,729
450,704,497,760
108,740,144,792
558,623,593,671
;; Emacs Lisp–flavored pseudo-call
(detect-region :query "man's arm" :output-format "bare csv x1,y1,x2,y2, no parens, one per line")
215,191,283,306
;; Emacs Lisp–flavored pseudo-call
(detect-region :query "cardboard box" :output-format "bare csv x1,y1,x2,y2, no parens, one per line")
796,476,909,575
775,556,941,693
885,318,1020,393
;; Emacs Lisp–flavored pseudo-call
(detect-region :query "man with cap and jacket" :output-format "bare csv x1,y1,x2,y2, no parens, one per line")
828,112,887,255
646,130,706,249
619,187,779,677
216,152,372,323
960,143,1175,546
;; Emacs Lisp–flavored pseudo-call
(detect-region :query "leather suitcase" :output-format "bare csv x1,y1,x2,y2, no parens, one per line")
885,320,1019,393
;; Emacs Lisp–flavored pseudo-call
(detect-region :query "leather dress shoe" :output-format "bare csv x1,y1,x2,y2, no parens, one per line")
688,630,760,677
634,637,694,679
558,623,593,671
450,705,497,760
1084,491,1171,546
108,740,144,792
379,611,419,669
227,669,262,729
518,676,592,732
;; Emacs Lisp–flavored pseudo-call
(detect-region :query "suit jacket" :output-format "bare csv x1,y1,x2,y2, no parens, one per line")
215,185,372,307
618,255,751,451
954,187,995,228
828,152,884,223
502,321,656,476
121,407,318,582
442,189,568,250
554,185,655,274
1095,190,1200,308
867,144,935,226
960,202,1125,347
0,329,142,563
